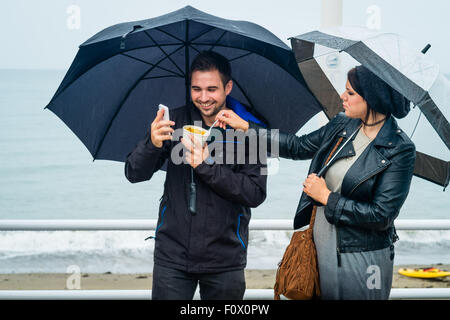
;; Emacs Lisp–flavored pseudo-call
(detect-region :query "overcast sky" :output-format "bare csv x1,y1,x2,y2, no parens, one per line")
1,0,449,73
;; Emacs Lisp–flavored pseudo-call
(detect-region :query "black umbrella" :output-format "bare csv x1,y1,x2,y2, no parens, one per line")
45,5,321,162
291,27,450,189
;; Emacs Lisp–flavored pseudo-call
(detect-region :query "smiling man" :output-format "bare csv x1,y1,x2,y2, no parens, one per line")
190,52,233,126
125,51,267,300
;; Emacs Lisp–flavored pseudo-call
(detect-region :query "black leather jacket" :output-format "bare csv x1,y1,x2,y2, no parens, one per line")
250,112,415,256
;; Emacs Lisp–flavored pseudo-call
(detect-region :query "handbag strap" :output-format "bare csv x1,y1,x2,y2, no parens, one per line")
309,137,344,228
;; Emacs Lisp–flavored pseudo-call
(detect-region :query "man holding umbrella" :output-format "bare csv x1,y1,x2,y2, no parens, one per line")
45,5,322,299
125,51,267,300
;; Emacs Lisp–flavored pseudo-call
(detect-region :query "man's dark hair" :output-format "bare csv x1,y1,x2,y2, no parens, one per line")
190,51,232,87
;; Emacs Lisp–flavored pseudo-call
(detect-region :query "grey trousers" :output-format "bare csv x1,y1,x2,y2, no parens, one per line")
151,263,246,300
314,207,394,300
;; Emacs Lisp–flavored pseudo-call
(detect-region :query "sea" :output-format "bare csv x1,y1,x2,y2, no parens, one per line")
0,69,449,274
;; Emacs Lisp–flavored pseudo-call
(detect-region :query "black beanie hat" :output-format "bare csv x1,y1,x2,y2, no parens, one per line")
350,66,411,119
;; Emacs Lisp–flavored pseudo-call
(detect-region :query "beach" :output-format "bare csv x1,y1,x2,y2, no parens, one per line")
0,265,448,291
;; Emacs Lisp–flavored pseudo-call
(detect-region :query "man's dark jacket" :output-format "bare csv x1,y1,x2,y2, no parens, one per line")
251,112,415,262
125,104,267,273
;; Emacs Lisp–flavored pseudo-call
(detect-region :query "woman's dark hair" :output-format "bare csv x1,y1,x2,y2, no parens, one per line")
189,51,231,87
347,67,378,125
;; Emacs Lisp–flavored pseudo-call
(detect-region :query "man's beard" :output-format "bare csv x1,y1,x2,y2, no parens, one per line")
195,100,226,119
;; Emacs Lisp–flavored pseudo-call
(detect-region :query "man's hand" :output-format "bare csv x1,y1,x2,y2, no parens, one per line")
181,134,210,169
151,109,175,148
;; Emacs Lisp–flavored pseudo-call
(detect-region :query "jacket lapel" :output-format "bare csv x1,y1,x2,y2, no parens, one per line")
341,146,391,196
340,117,398,196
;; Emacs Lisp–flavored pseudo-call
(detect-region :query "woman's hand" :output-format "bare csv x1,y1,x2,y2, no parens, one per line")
303,173,331,205
215,110,249,132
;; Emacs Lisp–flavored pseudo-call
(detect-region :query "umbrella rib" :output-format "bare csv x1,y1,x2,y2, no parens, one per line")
231,77,255,109
189,43,254,67
231,77,268,125
409,110,422,139
189,43,256,62
45,44,186,108
49,38,292,109
191,42,274,58
92,44,186,159
140,29,184,46
297,48,342,63
143,75,181,80
154,27,185,43
120,53,184,77
189,25,217,42
149,25,221,74
205,30,227,51
143,30,186,76
228,52,253,62
190,43,301,83
153,25,217,44
189,44,200,55
189,41,253,65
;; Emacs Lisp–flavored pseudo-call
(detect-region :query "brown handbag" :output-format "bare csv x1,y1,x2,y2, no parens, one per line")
274,137,344,300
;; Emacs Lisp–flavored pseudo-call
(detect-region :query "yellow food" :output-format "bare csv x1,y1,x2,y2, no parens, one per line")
186,127,205,135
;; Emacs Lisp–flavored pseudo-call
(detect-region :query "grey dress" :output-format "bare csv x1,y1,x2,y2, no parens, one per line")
313,129,394,300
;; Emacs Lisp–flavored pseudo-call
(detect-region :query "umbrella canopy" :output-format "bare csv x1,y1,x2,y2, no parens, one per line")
45,6,321,162
291,26,450,188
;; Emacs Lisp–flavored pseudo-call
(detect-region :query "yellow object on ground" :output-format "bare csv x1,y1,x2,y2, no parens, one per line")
398,267,450,278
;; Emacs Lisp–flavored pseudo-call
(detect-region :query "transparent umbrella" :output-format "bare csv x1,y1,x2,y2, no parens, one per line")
291,26,450,188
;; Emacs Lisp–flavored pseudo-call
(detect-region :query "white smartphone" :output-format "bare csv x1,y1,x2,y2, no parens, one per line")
158,104,170,121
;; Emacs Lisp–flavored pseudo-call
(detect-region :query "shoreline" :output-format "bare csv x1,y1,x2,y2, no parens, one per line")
0,264,448,290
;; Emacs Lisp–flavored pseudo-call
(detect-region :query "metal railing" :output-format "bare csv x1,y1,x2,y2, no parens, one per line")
1,219,449,300
0,288,449,300
1,218,450,231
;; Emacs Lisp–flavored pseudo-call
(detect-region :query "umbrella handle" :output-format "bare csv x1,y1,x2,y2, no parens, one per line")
189,167,197,215
189,181,197,215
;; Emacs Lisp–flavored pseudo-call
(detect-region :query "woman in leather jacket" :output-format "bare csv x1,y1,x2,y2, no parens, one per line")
214,66,416,299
